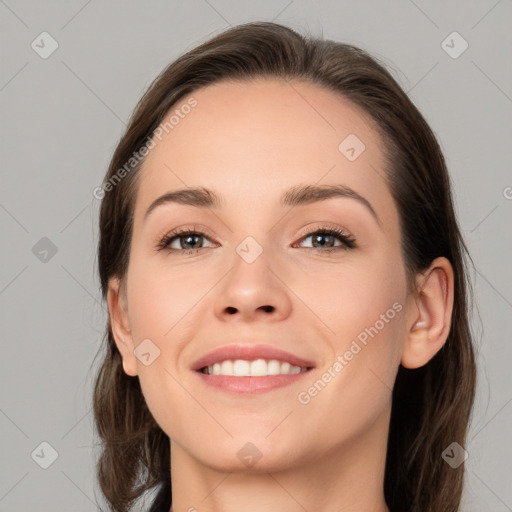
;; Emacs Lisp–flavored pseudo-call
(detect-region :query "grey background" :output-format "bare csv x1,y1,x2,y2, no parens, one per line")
1,0,511,510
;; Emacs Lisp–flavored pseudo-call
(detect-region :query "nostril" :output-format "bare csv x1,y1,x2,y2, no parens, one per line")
261,305,274,312
226,307,237,314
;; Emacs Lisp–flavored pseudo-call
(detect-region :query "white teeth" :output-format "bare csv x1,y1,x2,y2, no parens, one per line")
233,360,250,376
280,362,291,374
219,360,232,375
203,359,307,376
267,360,281,375
250,359,267,376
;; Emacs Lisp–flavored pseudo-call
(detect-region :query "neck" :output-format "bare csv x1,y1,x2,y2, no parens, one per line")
168,406,391,512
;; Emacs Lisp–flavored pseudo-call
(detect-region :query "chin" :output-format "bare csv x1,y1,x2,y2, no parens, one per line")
183,436,304,473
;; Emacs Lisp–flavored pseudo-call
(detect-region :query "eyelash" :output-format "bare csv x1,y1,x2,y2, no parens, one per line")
156,226,356,255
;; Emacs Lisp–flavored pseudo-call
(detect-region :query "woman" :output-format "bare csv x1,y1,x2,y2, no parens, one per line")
92,21,477,512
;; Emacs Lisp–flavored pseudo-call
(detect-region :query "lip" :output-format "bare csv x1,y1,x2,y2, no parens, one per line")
195,372,312,394
190,344,316,371
191,344,316,395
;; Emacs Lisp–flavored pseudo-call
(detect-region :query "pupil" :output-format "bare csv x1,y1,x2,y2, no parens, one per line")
182,235,201,249
313,234,334,247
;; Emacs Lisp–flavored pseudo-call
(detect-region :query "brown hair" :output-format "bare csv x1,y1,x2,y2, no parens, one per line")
91,21,477,512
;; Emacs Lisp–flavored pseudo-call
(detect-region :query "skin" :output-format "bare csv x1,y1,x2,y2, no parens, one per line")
108,78,454,512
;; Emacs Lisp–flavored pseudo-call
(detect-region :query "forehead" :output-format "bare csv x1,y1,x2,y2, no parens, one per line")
134,78,397,229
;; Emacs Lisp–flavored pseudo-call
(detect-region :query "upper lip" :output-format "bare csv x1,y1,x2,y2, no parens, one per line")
191,344,316,371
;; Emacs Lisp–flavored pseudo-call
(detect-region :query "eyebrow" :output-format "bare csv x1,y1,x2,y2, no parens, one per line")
143,184,381,227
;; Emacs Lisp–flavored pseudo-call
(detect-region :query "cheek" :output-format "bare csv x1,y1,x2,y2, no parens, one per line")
294,250,406,344
126,255,203,344
124,259,205,439
295,280,405,451
294,250,406,405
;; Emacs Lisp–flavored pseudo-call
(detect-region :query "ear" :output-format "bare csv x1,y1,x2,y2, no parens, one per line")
401,257,454,369
107,277,138,377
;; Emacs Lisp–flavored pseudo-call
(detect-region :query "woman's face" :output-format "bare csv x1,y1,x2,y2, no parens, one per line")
112,78,415,472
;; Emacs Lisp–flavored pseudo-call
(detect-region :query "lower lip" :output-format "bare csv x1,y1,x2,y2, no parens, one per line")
195,370,313,394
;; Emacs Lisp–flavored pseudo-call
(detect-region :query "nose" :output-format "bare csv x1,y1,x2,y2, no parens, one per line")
213,246,293,323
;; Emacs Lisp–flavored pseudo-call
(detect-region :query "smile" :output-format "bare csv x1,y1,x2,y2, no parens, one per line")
192,343,315,393
199,359,310,376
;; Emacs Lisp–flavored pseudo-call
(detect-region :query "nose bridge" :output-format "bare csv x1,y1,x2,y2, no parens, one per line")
213,233,292,321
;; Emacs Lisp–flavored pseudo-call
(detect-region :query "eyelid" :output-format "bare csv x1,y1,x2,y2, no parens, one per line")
294,222,354,240
156,224,217,243
154,224,219,252
156,222,356,252
293,224,356,248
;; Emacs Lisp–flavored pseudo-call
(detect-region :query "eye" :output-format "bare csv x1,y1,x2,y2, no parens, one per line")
157,228,217,253
294,227,356,251
156,225,356,255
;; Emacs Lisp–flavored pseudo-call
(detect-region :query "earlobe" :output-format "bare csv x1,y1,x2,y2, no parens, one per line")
107,277,138,377
401,257,454,369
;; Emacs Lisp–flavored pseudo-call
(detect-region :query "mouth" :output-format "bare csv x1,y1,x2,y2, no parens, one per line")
199,358,312,376
191,344,315,394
